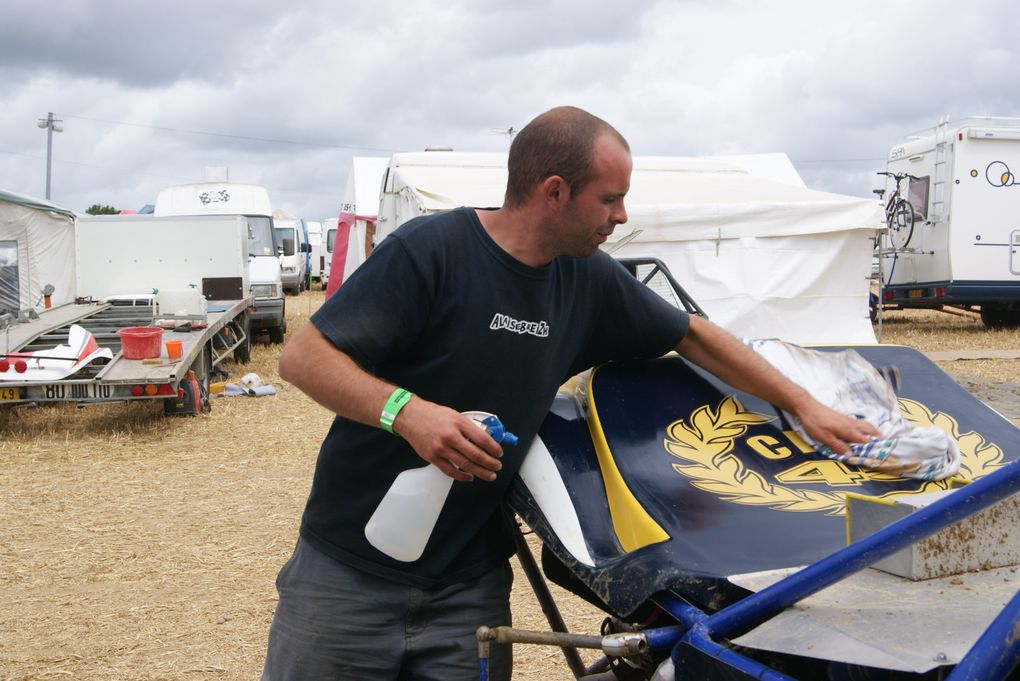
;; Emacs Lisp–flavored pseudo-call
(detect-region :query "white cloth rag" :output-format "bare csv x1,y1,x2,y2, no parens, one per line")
745,339,960,481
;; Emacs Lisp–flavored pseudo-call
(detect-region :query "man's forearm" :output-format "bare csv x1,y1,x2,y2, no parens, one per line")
278,322,504,481
278,323,395,428
674,316,811,412
674,316,879,454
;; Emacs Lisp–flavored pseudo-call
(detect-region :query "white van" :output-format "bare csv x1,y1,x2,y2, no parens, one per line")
273,211,307,294
877,116,1020,326
322,217,337,290
304,220,324,286
154,167,288,343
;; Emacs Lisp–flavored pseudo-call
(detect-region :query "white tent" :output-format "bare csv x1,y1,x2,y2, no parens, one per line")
618,157,882,344
375,152,882,344
0,188,77,315
326,156,390,296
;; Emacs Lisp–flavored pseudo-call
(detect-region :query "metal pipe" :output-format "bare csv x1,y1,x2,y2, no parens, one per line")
946,587,1020,681
510,518,587,678
652,592,708,629
681,624,799,681
476,626,647,657
706,460,1020,640
641,625,687,651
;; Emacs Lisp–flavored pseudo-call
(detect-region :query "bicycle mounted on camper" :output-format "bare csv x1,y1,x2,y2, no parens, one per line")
874,171,919,250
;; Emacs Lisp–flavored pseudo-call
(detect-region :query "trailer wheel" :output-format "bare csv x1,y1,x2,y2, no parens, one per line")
233,314,252,364
980,303,1020,328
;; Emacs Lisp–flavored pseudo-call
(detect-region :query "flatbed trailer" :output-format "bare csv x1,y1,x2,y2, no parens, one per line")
0,296,252,410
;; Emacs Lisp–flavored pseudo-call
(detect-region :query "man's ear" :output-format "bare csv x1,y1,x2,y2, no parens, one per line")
540,175,570,209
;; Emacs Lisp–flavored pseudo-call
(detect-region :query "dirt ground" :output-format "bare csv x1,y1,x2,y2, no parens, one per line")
1,292,1017,680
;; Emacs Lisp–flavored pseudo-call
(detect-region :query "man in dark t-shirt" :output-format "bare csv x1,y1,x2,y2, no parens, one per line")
261,106,877,681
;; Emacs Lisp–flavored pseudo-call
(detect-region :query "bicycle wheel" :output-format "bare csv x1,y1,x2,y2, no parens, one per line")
887,199,915,250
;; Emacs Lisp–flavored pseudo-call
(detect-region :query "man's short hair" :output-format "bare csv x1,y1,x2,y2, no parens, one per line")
504,106,629,208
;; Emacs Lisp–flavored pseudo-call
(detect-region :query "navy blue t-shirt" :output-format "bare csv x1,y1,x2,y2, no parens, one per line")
302,207,689,588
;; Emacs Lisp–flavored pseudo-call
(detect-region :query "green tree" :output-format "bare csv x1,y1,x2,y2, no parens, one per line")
85,203,119,215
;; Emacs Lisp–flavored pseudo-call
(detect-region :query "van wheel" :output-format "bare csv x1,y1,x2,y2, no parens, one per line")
980,303,1020,328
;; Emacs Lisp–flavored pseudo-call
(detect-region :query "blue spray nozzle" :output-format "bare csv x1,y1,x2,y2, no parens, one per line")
479,415,518,446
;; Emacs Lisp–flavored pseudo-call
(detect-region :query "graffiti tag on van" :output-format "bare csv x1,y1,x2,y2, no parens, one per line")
199,190,231,205
889,146,907,160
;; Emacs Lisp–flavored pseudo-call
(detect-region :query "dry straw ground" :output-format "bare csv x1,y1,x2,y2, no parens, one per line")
1,292,1017,680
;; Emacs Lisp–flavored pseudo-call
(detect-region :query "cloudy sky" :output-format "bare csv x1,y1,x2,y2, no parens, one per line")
1,0,1017,219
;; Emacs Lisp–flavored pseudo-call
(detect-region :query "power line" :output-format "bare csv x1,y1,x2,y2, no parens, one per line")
0,147,203,191
57,113,399,154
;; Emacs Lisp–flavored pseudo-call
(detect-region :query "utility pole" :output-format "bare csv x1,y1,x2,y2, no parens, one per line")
36,112,63,200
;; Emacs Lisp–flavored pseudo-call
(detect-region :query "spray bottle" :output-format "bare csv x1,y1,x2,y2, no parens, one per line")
365,411,518,562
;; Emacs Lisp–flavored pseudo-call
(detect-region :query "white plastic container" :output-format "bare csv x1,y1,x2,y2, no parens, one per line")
155,287,207,318
364,411,518,562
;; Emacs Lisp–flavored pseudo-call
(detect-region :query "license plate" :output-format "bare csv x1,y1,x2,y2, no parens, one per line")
0,386,20,400
908,289,924,298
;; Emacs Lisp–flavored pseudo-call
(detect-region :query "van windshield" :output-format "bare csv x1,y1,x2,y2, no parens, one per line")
247,216,276,257
275,227,297,256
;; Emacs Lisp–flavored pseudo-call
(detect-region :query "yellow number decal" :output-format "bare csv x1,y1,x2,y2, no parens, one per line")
775,460,870,487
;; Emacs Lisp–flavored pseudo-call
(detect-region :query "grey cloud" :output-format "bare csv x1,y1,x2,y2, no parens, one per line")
0,0,295,86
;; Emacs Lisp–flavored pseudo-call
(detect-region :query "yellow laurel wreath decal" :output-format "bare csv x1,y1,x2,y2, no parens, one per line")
897,399,1004,480
666,396,1004,516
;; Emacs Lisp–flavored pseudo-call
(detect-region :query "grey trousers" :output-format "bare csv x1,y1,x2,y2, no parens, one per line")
261,538,513,681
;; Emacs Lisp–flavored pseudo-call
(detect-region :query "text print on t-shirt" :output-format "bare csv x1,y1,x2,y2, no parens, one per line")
489,313,550,338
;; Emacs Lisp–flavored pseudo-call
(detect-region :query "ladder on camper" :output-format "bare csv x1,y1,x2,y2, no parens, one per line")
931,115,951,225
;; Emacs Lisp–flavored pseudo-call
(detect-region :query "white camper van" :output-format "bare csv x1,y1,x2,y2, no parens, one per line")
154,168,288,343
272,211,307,294
321,217,337,290
876,116,1020,326
304,220,324,286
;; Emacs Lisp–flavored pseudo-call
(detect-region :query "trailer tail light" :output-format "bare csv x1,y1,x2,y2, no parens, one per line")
0,360,8,372
131,385,144,397
144,384,159,396
14,360,27,373
157,384,175,396
320,255,325,270
883,289,894,302
935,286,946,298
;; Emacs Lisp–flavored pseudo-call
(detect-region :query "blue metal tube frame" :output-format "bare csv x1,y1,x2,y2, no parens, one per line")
946,587,1020,681
639,463,1020,678
681,623,799,681
705,460,1020,640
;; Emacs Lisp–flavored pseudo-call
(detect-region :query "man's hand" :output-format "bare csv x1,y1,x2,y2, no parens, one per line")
675,317,881,455
791,399,881,455
394,399,504,482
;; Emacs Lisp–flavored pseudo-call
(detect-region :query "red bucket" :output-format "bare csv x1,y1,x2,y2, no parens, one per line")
118,326,164,360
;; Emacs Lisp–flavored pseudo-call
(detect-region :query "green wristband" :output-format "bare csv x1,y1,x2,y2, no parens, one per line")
380,388,413,433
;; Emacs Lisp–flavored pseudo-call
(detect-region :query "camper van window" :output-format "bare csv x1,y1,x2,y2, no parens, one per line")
0,240,17,313
908,176,930,221
246,216,276,257
326,228,336,253
275,228,297,256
